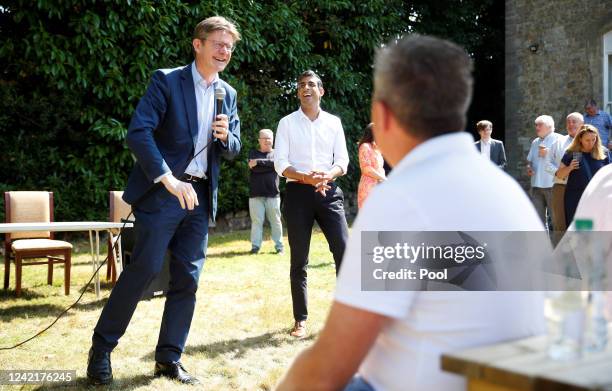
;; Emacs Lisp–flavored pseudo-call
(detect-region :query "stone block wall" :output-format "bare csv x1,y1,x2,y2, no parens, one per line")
505,0,612,187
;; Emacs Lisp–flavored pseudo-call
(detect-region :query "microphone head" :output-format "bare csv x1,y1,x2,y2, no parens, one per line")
215,87,226,101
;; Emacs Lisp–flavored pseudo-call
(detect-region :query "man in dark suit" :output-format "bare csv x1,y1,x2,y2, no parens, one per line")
475,120,507,170
87,16,241,385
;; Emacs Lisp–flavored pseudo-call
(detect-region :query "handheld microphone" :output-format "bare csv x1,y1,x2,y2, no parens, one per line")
213,87,226,141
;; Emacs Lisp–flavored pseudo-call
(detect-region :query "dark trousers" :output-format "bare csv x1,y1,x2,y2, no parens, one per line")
283,182,348,322
92,181,209,363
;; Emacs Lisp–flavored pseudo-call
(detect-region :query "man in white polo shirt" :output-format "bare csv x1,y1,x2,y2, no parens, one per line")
277,35,545,391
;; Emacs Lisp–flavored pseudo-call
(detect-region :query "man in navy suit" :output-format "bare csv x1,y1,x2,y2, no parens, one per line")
87,16,241,385
475,120,507,170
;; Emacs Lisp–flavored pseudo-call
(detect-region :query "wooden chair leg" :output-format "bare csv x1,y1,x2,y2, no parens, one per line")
3,255,9,290
64,251,71,296
15,254,22,297
47,256,53,285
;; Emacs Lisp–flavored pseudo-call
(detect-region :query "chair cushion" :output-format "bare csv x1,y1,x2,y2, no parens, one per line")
12,238,73,251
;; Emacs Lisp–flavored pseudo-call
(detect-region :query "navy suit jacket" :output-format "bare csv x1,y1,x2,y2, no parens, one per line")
475,138,507,170
123,63,241,221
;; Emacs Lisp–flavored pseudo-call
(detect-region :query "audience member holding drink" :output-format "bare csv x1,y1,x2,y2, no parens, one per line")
556,124,610,223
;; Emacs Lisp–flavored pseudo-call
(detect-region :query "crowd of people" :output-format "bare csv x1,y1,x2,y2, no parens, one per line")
85,15,611,391
525,106,611,243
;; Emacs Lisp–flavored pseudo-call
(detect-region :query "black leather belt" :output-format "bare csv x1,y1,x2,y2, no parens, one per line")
180,174,206,183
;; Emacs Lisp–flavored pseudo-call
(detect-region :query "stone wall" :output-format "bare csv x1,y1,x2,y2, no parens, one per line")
505,0,612,187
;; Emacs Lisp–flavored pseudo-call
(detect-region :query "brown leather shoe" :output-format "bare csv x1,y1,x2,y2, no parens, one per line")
290,321,306,338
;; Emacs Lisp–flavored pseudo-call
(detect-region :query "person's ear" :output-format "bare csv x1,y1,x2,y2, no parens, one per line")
319,86,325,97
192,38,203,55
371,100,392,134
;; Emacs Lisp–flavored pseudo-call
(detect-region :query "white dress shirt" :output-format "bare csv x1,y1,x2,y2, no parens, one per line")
184,62,218,179
153,63,218,183
480,138,491,160
274,108,349,181
335,132,546,391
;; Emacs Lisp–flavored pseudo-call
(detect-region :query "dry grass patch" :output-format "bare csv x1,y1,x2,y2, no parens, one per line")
0,228,338,390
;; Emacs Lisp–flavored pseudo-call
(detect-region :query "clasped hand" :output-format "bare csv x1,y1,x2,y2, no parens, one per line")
302,171,333,196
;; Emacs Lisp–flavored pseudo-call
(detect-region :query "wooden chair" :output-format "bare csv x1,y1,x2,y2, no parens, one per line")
4,191,72,297
106,191,132,285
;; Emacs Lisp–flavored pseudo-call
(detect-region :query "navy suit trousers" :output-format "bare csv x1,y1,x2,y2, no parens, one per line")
93,181,209,363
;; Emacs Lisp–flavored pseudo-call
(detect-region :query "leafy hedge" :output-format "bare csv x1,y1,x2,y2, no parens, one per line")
0,0,501,221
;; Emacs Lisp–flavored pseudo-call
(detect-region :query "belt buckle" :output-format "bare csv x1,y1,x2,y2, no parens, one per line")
182,174,205,183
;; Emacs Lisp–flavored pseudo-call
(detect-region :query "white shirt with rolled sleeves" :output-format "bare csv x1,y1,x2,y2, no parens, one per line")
526,131,562,188
545,134,573,185
274,108,349,180
334,132,546,391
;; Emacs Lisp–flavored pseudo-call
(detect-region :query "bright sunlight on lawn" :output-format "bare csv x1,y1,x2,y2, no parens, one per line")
0,229,338,390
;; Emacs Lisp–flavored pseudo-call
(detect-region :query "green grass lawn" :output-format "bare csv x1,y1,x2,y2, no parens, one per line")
0,229,338,390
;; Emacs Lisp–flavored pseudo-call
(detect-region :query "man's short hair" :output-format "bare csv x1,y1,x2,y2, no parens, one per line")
534,115,555,131
193,16,241,42
259,129,273,138
298,70,323,88
373,34,473,139
585,99,597,108
476,120,492,132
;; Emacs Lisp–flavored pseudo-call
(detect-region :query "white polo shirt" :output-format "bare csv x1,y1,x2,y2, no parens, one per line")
335,132,546,391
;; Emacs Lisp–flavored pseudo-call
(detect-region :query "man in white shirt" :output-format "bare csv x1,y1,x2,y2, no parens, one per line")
474,120,507,169
277,35,545,391
526,115,562,230
274,70,350,338
546,112,583,242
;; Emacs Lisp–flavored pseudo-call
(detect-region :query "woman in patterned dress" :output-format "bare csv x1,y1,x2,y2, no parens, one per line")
357,123,386,209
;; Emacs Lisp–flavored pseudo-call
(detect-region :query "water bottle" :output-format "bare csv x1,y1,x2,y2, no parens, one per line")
584,291,608,352
547,290,585,360
576,219,609,353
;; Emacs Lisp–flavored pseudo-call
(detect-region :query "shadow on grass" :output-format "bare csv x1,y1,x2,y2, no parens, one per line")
209,249,255,259
142,329,316,361
32,374,152,390
308,261,334,269
0,303,73,322
0,288,48,300
77,279,115,296
72,296,109,312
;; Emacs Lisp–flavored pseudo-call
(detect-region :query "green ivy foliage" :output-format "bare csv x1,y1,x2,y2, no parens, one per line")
0,0,500,220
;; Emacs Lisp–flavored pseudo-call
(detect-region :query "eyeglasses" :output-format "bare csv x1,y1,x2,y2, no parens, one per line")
203,39,235,53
